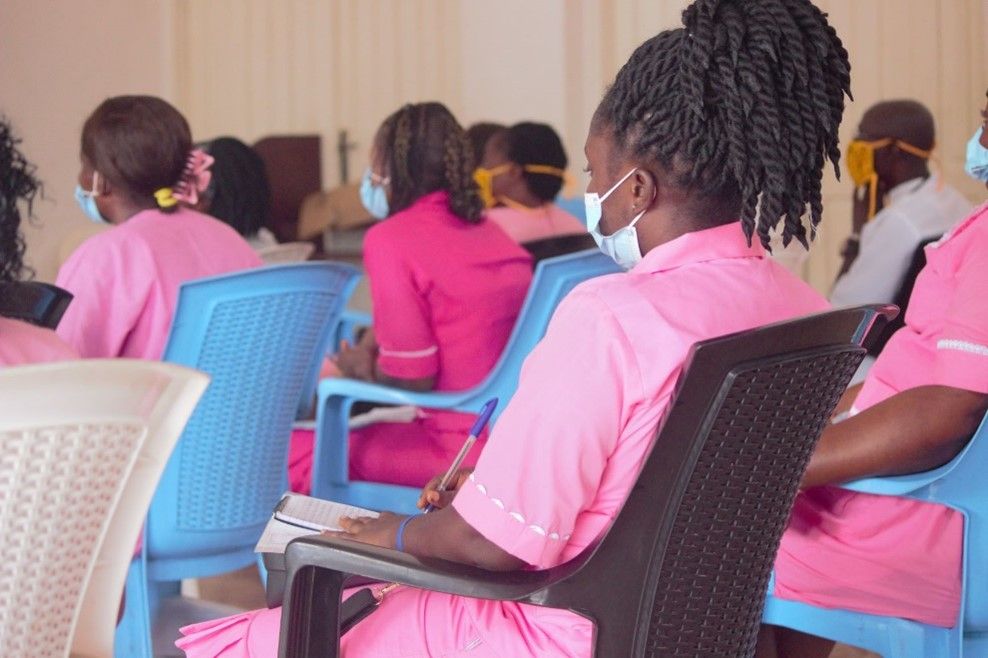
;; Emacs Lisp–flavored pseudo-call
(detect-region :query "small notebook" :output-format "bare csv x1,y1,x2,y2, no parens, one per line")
255,492,379,554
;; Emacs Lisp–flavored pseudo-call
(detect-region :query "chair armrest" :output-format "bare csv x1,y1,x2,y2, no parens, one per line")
284,534,556,602
317,377,478,412
337,310,372,346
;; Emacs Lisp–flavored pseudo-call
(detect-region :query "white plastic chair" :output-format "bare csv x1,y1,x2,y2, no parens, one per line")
257,241,315,264
0,360,208,658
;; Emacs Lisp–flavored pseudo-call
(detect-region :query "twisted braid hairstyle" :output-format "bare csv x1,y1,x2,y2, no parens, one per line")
376,102,483,223
594,0,851,249
0,117,40,283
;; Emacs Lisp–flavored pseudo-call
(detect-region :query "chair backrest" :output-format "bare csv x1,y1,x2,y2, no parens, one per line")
866,234,940,356
478,249,620,424
521,233,597,264
253,135,323,242
0,360,207,658
258,241,316,265
555,195,587,224
536,305,894,657
0,281,73,329
147,263,359,565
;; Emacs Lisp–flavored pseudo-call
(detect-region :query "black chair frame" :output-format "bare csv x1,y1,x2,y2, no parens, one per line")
277,304,896,658
0,281,73,329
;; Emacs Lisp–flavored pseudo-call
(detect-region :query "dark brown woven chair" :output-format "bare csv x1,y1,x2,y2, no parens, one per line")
0,281,73,329
275,304,896,658
864,234,940,357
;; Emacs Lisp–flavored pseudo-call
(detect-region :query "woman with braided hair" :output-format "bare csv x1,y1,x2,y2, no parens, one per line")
179,1,847,655
288,102,532,492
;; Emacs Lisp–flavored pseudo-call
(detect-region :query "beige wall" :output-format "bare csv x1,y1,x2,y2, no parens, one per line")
0,0,175,282
4,1,986,289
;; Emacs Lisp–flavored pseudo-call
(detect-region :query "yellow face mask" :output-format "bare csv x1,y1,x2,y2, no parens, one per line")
845,138,932,219
473,164,567,209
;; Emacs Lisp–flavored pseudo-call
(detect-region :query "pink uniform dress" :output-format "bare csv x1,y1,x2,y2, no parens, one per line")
55,207,262,359
775,201,988,628
486,203,586,244
0,317,77,366
178,221,826,658
289,191,533,491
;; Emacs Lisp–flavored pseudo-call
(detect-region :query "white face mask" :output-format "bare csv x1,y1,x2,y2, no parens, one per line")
584,168,647,270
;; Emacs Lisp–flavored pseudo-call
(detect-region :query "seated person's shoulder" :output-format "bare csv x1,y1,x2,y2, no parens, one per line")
0,318,78,366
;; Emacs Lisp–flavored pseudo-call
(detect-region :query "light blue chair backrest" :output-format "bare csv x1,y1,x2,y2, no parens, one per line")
843,411,988,631
474,248,620,423
147,263,359,569
555,195,587,225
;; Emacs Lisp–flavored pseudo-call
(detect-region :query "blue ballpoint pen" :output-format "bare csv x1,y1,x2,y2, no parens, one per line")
424,397,498,513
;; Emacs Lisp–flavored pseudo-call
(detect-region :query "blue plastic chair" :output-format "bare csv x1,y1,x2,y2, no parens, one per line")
308,249,621,514
555,194,587,225
115,262,359,657
762,411,988,657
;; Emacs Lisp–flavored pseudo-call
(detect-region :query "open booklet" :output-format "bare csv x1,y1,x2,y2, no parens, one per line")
255,492,379,554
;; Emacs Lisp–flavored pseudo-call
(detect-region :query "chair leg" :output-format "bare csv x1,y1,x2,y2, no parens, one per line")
114,559,182,658
115,560,153,658
279,565,347,658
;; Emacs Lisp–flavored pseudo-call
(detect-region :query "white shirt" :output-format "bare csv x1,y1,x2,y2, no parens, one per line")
830,176,973,307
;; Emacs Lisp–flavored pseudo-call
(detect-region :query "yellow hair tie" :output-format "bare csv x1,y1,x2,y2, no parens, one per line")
154,187,178,209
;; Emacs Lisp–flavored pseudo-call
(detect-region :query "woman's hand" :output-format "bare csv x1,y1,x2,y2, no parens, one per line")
334,340,377,381
416,468,474,511
325,511,404,549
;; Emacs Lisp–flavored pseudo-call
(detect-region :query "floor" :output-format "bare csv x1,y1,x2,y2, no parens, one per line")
196,566,879,657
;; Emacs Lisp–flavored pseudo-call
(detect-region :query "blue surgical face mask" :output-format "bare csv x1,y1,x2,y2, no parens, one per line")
585,168,647,270
360,168,390,220
74,172,106,224
965,127,988,182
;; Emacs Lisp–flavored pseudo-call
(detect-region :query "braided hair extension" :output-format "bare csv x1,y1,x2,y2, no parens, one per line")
376,102,483,223
594,0,851,249
0,117,40,283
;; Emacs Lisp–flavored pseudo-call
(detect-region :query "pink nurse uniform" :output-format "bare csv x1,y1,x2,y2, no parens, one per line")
289,191,533,492
0,317,77,366
486,203,586,245
178,221,826,657
775,201,988,628
55,208,262,359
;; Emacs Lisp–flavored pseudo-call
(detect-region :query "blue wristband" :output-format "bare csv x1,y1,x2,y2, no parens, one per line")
395,515,416,552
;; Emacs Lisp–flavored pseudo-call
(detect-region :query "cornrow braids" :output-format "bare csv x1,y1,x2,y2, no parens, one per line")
595,0,851,249
0,117,40,283
377,102,483,223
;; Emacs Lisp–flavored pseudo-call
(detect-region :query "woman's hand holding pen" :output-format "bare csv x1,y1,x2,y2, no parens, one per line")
417,468,473,511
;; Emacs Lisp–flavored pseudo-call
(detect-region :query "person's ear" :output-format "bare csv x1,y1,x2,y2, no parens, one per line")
631,168,658,212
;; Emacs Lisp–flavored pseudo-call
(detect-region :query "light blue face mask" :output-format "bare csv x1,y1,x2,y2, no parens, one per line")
359,168,391,220
965,127,988,183
74,172,106,224
584,168,647,270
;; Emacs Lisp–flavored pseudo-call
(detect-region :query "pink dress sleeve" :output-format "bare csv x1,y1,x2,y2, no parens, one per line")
55,234,153,358
932,232,988,393
363,227,440,380
452,288,642,567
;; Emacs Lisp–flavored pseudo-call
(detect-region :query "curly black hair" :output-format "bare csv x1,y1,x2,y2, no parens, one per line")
376,102,483,223
0,117,40,283
593,0,851,249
